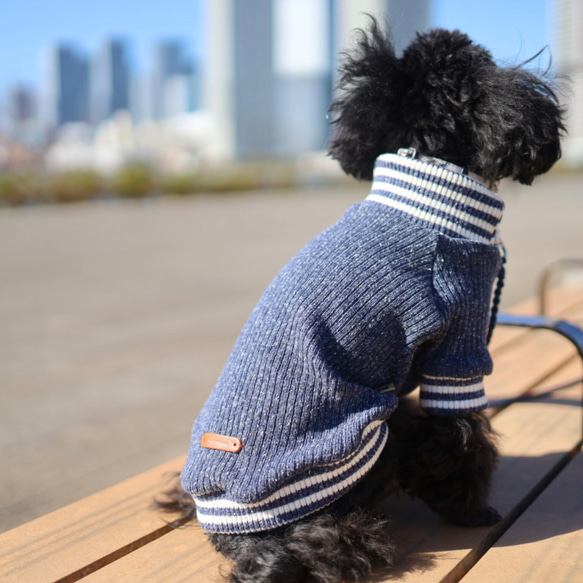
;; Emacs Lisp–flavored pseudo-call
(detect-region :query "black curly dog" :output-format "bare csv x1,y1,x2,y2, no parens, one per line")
157,20,564,583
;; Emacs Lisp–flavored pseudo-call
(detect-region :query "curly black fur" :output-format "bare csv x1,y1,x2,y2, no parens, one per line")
156,398,499,582
387,398,501,527
329,18,565,184
156,482,396,583
157,20,564,583
210,510,396,583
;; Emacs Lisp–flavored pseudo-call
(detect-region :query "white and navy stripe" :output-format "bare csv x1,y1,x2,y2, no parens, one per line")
420,374,488,413
194,420,388,533
366,153,504,245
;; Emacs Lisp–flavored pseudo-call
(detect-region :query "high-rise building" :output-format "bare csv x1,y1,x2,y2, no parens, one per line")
3,84,37,142
129,74,154,123
387,0,430,54
233,0,275,157
205,0,430,160
555,0,583,164
204,0,274,159
334,0,430,59
164,73,199,117
90,39,131,125
44,44,90,127
151,40,197,119
205,0,332,159
273,0,334,157
7,85,36,123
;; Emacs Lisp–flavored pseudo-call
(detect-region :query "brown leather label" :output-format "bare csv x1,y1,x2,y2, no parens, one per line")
201,433,243,453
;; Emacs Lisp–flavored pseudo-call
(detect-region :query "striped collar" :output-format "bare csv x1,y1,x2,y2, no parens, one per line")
366,152,504,245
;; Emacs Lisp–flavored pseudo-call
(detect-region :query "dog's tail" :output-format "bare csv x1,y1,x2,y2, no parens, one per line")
153,472,197,528
210,509,396,583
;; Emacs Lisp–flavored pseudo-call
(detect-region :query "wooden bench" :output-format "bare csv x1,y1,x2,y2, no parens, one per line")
1,284,582,583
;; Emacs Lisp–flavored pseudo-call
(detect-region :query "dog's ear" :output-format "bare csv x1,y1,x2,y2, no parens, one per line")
469,66,566,185
328,18,404,180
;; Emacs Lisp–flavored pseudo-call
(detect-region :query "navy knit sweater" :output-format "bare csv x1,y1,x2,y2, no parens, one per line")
181,151,505,534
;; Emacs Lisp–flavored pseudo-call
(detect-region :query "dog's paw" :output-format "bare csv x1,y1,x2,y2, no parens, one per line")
448,506,502,528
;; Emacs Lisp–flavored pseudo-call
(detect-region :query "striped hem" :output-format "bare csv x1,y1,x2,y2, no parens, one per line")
367,153,504,245
194,420,388,533
420,377,488,414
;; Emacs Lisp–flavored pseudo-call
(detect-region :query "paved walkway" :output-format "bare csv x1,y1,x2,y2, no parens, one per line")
1,174,582,532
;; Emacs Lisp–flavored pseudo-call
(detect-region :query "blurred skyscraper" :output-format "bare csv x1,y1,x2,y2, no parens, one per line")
334,0,429,57
90,39,131,125
2,84,38,144
205,0,276,159
555,0,583,164
151,40,198,120
387,0,430,54
206,0,333,159
164,73,200,117
273,0,333,157
129,74,154,123
6,85,36,128
205,0,430,160
44,44,90,127
38,37,199,132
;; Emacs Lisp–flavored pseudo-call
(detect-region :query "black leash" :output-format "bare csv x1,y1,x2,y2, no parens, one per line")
487,250,507,345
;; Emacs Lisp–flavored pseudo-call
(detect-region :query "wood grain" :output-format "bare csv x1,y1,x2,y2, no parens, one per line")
0,457,185,583
462,452,583,583
1,286,581,583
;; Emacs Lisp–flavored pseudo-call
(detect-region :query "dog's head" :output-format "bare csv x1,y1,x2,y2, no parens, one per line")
328,19,565,185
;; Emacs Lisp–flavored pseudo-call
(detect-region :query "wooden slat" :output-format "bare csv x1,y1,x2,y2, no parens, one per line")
486,330,577,400
381,361,583,583
1,285,581,583
485,285,583,402
462,451,583,583
489,284,583,354
67,362,583,583
0,457,185,583
82,525,226,583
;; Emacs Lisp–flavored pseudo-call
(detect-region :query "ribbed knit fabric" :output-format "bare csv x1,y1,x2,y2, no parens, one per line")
181,151,505,534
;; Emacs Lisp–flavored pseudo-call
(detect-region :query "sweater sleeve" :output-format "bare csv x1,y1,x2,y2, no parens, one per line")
418,235,502,415
418,331,492,415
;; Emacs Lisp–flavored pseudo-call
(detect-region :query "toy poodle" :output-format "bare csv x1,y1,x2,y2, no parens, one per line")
158,18,564,583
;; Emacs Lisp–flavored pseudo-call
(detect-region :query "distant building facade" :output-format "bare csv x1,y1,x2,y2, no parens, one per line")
7,85,36,124
387,0,430,54
22,1,430,161
90,39,131,125
151,40,198,120
38,38,199,132
205,0,430,160
273,0,334,157
2,84,40,145
44,44,90,127
206,0,334,159
555,0,583,164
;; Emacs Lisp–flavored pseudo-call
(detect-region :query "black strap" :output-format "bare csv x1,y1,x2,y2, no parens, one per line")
487,253,507,345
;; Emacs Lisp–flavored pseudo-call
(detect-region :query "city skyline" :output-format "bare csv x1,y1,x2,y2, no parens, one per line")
0,0,557,171
2,35,200,133
0,0,206,91
0,0,550,93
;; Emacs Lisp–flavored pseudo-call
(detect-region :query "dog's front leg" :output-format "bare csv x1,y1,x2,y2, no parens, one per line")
390,402,501,527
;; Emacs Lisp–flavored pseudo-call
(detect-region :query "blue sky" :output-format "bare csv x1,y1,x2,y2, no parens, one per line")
0,0,551,92
0,0,207,89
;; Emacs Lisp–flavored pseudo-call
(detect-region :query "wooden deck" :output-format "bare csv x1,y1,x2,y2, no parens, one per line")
1,285,582,583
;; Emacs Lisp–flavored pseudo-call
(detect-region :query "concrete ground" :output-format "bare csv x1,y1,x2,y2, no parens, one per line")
1,174,583,533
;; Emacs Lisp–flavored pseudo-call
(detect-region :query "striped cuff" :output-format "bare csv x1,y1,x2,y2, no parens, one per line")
193,420,388,534
419,375,488,414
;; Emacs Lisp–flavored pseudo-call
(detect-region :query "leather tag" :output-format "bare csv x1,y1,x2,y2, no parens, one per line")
201,433,243,453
